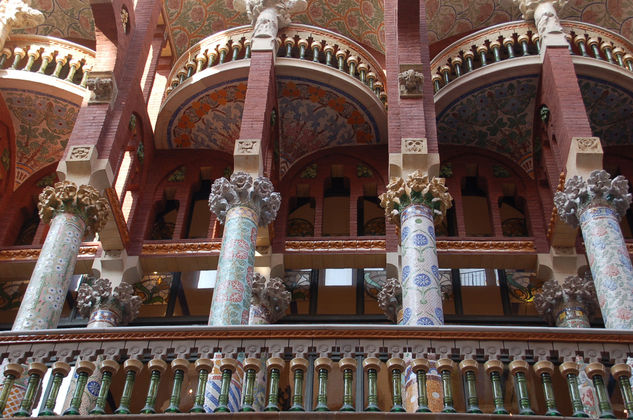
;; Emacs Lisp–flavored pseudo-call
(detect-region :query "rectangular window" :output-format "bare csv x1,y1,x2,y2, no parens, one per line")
197,270,217,289
324,268,353,286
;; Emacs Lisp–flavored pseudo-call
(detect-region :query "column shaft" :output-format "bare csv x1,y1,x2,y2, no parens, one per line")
209,206,258,325
580,206,633,329
400,204,443,325
13,213,85,330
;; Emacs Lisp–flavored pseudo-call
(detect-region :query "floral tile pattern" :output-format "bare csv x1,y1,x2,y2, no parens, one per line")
436,76,538,177
12,0,94,41
0,89,79,190
277,76,380,177
167,0,384,57
167,80,247,152
578,76,633,147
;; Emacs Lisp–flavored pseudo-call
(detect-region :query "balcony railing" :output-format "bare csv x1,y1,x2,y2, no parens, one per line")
164,24,387,104
0,35,95,87
1,325,632,416
431,20,633,92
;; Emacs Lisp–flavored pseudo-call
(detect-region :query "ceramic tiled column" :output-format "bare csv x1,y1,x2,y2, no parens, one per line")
12,181,108,331
208,172,281,325
248,273,291,325
380,170,452,326
534,274,598,328
555,170,633,329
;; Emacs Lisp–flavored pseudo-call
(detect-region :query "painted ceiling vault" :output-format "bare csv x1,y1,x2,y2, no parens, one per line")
578,76,633,147
436,76,538,177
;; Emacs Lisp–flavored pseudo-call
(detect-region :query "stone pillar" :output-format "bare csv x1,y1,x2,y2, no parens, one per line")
0,0,43,50
380,170,452,326
207,172,280,325
12,181,108,331
249,273,291,325
76,277,141,328
514,0,569,48
555,170,633,329
534,273,598,327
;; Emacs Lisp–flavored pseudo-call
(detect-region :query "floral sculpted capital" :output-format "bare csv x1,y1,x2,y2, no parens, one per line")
251,273,291,323
233,0,307,38
77,277,142,325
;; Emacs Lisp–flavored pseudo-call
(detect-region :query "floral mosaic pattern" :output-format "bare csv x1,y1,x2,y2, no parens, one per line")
167,81,246,151
208,206,258,325
1,89,79,190
13,0,94,41
580,206,633,329
278,77,379,177
167,0,384,57
436,76,537,177
400,204,444,326
578,76,633,147
12,213,85,330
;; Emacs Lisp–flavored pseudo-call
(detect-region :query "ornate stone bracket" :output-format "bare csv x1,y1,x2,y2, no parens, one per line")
250,273,291,323
85,71,117,105
233,0,307,39
76,277,141,326
379,169,453,227
554,170,632,228
533,273,598,325
208,171,281,226
377,277,401,323
38,180,109,237
398,64,424,98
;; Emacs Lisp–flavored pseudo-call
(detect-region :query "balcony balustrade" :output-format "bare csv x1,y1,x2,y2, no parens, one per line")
0,325,632,417
164,24,386,105
431,20,633,92
0,35,94,87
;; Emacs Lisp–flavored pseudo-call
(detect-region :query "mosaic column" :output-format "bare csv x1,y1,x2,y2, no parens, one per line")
380,170,453,326
534,274,598,328
555,170,633,329
208,172,281,325
249,273,291,325
12,181,108,331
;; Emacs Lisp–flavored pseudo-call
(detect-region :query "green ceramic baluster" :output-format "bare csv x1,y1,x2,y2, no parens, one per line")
289,357,308,412
165,359,189,413
510,360,535,416
214,358,237,413
15,362,46,417
559,362,589,418
89,360,119,415
115,359,143,414
190,358,212,413
265,357,284,412
63,361,96,416
324,45,333,66
38,362,71,417
314,357,331,412
612,364,633,419
363,357,381,412
239,358,260,412
298,39,308,60
586,363,615,419
485,360,509,415
412,359,431,413
438,359,457,413
460,359,483,414
0,363,23,416
218,45,228,64
535,361,561,416
386,358,405,413
339,358,356,412
140,359,168,414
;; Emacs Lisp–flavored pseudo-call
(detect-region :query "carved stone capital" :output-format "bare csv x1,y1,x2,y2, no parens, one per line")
379,170,453,227
38,180,109,236
0,0,44,28
85,71,117,105
533,274,598,324
234,0,307,39
554,170,632,227
398,64,424,98
76,277,141,326
514,0,568,20
377,277,401,323
208,171,281,226
250,273,291,323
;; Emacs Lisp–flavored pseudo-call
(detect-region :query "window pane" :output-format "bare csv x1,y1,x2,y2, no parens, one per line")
325,269,353,286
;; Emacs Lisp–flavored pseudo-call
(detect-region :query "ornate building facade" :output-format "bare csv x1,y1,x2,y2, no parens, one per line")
0,0,631,417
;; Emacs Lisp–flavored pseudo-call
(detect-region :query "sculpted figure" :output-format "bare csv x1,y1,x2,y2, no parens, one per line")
534,2,563,34
234,0,307,38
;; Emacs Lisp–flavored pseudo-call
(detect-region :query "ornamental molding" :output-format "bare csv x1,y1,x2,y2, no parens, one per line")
436,240,537,253
85,71,117,105
380,170,453,227
0,245,99,261
402,138,427,154
141,241,222,255
77,277,141,325
208,171,281,226
377,277,401,323
285,239,386,252
554,170,632,228
233,0,307,39
105,188,130,246
235,139,259,155
251,273,291,323
575,137,601,152
38,180,109,236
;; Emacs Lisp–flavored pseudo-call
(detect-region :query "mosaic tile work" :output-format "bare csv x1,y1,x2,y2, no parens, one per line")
208,206,258,326
12,212,85,331
400,204,443,326
204,353,244,413
277,77,380,177
0,89,79,190
248,304,269,325
436,76,537,177
580,205,633,329
555,304,590,328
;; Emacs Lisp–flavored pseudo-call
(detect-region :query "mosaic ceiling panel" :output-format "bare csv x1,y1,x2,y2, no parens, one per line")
167,80,247,152
578,76,633,147
277,76,380,177
167,0,384,57
13,0,94,41
436,76,538,177
0,89,79,190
